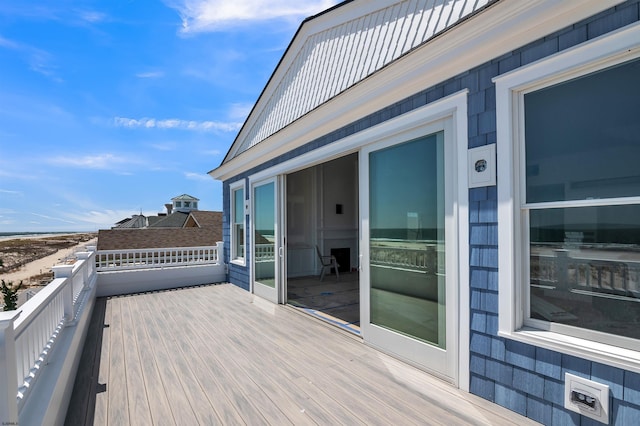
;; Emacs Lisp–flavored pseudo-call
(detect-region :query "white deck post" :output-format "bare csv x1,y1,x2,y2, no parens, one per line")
76,252,91,288
52,265,75,324
0,311,20,424
216,241,224,263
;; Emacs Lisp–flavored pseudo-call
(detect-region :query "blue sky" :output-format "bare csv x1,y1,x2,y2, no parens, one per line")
0,0,337,233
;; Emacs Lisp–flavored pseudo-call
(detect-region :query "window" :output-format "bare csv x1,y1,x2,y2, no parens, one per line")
231,182,245,263
496,24,640,369
184,201,191,208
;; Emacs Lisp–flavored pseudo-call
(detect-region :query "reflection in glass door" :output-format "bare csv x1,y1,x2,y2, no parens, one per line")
252,178,280,302
361,126,456,382
369,133,446,348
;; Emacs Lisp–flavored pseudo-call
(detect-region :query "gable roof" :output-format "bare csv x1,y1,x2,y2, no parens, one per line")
217,0,492,167
171,194,200,202
184,211,222,229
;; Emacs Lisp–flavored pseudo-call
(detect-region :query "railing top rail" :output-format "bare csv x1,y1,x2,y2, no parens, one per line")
12,277,68,336
533,253,640,267
97,245,219,254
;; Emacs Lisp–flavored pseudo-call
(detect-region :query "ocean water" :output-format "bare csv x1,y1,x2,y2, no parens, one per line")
0,232,86,242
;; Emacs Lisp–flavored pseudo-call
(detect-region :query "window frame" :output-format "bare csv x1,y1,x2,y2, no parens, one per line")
495,22,640,372
230,180,246,265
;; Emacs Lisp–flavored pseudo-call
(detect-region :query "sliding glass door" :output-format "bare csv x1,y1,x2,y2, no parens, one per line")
360,123,457,382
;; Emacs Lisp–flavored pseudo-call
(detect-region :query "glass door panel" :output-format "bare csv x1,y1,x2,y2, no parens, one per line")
369,133,445,347
361,125,456,382
252,178,280,302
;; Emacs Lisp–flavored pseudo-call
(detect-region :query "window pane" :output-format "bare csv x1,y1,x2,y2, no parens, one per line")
232,188,245,259
524,58,640,203
234,188,244,223
234,224,244,258
529,205,640,339
369,133,446,348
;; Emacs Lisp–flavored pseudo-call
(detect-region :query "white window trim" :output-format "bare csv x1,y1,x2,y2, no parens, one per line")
495,22,640,372
230,180,246,266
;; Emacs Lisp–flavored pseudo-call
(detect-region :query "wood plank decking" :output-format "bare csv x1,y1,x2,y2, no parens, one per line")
65,283,539,425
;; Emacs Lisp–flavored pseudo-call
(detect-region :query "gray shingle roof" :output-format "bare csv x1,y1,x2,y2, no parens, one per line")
97,227,222,250
148,211,189,228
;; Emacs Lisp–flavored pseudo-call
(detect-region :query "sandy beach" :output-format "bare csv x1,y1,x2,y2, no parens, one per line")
0,234,97,307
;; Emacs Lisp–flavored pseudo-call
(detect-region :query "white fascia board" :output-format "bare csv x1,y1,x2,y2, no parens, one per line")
210,0,623,181
224,0,387,162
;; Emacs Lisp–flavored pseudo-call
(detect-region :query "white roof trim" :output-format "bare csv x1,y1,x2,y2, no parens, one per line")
211,0,623,181
224,0,491,162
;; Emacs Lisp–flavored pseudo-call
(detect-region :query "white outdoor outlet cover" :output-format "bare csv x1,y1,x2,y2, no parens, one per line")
468,144,496,188
564,372,610,424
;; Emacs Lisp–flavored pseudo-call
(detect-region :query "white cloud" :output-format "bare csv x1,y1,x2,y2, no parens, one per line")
65,209,133,226
114,116,242,132
163,0,338,33
149,142,177,151
77,10,107,23
227,102,252,122
31,212,76,225
0,33,60,81
0,189,22,195
184,171,211,181
0,35,20,49
47,153,135,170
136,71,165,79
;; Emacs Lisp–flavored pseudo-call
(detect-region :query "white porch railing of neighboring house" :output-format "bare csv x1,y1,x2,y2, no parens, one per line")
95,244,221,271
531,248,640,299
1,241,226,425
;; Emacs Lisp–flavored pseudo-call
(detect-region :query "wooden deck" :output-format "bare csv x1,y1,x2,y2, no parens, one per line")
65,283,539,425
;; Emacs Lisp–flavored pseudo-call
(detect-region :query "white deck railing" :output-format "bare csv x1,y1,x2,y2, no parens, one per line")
370,243,444,274
1,242,226,425
95,243,222,271
1,248,97,425
255,243,275,261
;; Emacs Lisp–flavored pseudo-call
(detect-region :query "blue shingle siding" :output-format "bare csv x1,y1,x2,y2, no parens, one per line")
527,396,553,425
463,3,640,424
470,374,495,401
217,1,640,423
495,383,527,416
222,177,251,291
624,371,640,405
535,347,562,380
544,378,564,403
552,404,581,425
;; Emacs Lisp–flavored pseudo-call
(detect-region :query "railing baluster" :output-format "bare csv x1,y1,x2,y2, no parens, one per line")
95,245,221,271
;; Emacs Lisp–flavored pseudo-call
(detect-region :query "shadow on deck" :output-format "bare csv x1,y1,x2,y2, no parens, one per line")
65,283,539,425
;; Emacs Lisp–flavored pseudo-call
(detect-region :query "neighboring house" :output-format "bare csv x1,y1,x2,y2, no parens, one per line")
112,194,203,230
209,0,640,424
100,194,222,250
